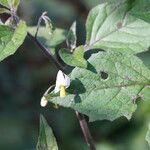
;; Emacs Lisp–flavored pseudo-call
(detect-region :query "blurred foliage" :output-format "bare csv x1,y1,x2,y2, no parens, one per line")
0,0,150,150
28,26,68,55
36,115,58,150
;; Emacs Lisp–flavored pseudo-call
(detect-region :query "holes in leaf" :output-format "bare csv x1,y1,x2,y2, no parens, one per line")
131,95,144,104
117,22,122,29
100,71,109,80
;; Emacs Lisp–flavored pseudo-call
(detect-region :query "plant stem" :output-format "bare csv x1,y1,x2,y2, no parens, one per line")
35,11,47,38
27,32,66,72
75,111,96,150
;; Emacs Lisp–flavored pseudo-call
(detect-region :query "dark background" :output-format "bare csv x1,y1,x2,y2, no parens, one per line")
0,0,150,150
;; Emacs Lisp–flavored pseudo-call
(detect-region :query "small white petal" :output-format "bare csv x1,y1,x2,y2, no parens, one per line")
54,70,70,93
56,70,66,85
64,74,70,88
54,86,60,93
40,97,48,107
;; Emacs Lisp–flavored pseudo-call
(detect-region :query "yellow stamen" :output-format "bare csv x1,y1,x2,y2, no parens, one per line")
60,85,66,97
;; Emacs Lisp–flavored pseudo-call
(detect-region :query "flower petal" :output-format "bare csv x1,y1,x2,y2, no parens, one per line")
54,70,71,93
64,74,70,88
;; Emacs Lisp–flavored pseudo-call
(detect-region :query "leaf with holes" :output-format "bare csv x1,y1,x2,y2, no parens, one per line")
85,1,150,54
59,45,87,68
47,51,150,121
28,26,68,55
130,0,150,23
146,122,150,147
36,115,58,150
0,20,27,61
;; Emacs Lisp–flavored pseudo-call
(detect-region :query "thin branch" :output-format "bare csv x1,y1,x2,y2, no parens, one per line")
27,32,66,72
35,17,42,39
35,12,47,38
75,111,96,150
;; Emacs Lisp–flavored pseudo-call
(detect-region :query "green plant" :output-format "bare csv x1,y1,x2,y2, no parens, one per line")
0,0,150,149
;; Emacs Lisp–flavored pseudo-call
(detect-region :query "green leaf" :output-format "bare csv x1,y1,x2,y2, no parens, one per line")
130,0,150,23
0,0,8,6
0,20,27,61
0,0,20,8
47,51,150,121
12,0,20,9
28,26,68,55
66,21,77,50
146,123,150,147
0,8,9,14
44,19,55,36
85,1,150,54
59,45,87,68
96,142,117,150
36,115,58,150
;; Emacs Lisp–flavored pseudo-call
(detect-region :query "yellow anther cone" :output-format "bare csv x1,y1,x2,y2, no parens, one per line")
60,85,66,97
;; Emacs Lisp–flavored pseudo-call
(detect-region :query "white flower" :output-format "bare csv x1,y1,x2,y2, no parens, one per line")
40,96,48,107
54,70,70,97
